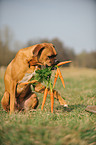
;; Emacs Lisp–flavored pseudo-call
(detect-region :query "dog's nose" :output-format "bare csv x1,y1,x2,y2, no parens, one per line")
54,59,59,65
51,59,59,70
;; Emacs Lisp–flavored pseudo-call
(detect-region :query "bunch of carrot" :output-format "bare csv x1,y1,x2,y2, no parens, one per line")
41,60,72,113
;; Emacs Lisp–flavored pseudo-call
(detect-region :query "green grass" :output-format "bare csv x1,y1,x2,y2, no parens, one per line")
0,67,96,145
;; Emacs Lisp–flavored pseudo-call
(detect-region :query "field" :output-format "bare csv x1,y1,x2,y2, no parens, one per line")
0,67,96,145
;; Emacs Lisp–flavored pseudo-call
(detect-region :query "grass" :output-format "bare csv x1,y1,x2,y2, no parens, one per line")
0,67,96,145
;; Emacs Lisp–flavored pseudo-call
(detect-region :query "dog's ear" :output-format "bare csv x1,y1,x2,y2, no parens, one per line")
33,44,45,57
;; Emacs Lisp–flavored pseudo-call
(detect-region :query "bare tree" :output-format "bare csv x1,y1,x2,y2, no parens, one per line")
0,26,16,66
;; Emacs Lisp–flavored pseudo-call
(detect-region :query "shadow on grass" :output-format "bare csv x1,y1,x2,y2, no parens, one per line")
56,104,86,112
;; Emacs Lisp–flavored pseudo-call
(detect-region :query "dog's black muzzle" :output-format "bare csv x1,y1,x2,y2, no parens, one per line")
51,59,59,70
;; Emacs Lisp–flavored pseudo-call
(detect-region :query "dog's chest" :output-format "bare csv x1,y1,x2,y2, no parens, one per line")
19,66,37,83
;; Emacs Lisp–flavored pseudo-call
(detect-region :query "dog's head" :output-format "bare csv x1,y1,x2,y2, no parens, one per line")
29,43,57,67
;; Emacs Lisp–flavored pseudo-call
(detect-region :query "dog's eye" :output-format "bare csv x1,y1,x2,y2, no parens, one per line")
48,55,57,59
48,56,52,59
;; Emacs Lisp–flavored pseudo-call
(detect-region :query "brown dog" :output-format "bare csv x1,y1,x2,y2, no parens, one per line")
1,43,67,114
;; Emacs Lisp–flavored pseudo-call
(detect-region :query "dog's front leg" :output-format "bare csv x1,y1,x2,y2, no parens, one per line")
10,80,16,114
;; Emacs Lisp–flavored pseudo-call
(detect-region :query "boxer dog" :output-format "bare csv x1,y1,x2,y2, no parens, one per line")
1,43,67,114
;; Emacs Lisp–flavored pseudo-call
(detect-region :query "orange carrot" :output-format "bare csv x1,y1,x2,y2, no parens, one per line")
57,67,65,88
50,91,54,113
53,70,58,88
41,87,48,110
57,61,72,67
20,80,37,85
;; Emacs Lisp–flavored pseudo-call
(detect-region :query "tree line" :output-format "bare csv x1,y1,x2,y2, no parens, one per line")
0,27,96,68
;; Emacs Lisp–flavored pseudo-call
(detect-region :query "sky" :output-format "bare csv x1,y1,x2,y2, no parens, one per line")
0,0,96,53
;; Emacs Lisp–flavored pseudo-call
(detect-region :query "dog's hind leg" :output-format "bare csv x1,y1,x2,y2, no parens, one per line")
19,93,39,111
1,91,10,112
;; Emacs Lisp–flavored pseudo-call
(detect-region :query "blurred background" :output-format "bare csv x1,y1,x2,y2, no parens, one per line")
0,0,96,68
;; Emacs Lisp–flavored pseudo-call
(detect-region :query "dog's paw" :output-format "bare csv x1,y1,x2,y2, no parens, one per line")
59,100,68,107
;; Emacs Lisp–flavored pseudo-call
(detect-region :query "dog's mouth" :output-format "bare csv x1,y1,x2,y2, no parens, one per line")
38,59,59,70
